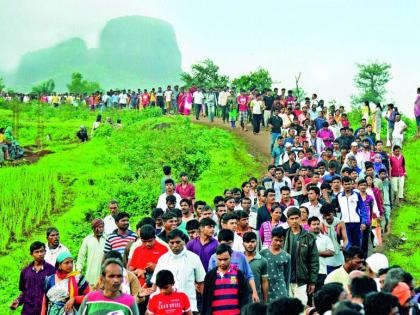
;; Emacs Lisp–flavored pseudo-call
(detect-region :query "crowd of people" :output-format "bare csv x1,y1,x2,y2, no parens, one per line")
6,86,420,315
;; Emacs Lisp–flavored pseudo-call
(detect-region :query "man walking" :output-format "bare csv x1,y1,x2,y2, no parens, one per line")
151,229,206,314
78,258,139,314
337,176,368,248
10,241,55,315
202,244,249,315
104,212,137,255
284,207,319,307
76,218,106,286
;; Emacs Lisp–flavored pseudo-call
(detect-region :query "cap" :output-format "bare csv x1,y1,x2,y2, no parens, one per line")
285,143,293,148
366,253,389,275
392,282,411,306
351,142,358,147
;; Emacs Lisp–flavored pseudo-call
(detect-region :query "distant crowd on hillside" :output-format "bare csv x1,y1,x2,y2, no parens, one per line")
7,87,420,314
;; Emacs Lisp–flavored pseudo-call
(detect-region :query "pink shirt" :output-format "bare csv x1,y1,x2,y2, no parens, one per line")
390,155,406,177
237,96,248,112
414,95,420,117
175,183,196,200
317,128,335,148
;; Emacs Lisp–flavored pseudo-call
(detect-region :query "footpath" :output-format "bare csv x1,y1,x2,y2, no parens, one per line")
196,117,272,165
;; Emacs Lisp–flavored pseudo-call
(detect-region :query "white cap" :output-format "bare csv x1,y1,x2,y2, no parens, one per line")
366,253,389,275
351,142,358,147
285,143,293,148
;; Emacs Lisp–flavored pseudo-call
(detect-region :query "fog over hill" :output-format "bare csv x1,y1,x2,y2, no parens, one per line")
4,15,182,91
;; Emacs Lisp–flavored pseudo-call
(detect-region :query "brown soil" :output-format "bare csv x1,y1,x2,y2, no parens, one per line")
195,117,272,167
6,148,54,166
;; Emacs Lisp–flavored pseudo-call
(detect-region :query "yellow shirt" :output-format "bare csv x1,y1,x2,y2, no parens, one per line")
0,133,6,143
324,265,350,292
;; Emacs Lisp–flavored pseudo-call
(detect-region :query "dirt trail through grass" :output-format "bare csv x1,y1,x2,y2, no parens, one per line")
196,117,272,166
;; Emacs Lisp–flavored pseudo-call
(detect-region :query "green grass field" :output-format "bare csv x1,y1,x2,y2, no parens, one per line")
0,102,262,313
0,101,418,313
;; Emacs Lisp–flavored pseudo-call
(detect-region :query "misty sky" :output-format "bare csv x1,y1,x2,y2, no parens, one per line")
1,0,419,114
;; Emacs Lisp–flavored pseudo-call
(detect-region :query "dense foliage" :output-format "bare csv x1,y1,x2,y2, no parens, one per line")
352,61,392,105
180,59,229,89
67,72,102,94
0,104,261,312
232,68,272,92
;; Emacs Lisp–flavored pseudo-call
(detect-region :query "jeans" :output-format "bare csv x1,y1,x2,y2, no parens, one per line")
220,106,229,122
208,105,215,122
271,132,280,151
172,99,178,113
345,223,362,248
263,110,271,127
194,103,201,120
252,114,262,133
361,224,371,257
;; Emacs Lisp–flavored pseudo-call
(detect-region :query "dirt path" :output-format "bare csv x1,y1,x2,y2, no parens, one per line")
196,117,272,167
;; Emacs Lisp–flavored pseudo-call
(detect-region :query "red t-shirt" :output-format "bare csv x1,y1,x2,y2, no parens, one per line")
147,290,191,315
142,93,150,105
130,242,168,285
236,96,248,112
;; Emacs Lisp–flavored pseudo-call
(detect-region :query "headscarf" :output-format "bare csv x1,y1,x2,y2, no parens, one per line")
91,218,104,229
4,126,13,141
392,282,411,306
55,252,80,298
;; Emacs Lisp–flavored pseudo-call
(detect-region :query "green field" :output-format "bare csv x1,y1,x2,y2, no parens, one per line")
0,102,262,313
0,101,419,313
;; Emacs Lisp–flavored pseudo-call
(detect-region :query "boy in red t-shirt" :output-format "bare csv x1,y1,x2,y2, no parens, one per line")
147,270,192,315
129,225,168,286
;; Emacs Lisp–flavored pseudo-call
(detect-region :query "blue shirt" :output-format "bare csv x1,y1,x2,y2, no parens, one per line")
208,250,254,280
314,118,326,131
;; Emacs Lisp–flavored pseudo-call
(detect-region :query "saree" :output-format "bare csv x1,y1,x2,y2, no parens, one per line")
44,272,89,315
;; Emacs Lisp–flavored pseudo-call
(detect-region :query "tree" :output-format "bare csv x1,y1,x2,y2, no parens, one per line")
67,72,102,94
31,79,55,95
353,61,391,105
232,68,272,92
292,72,306,102
180,59,229,89
0,77,5,92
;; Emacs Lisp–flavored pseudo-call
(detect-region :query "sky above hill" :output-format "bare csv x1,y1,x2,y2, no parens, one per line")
1,0,418,114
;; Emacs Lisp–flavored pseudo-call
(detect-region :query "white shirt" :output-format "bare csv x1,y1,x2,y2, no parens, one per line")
192,91,204,104
273,177,292,202
118,93,127,104
301,201,323,219
218,91,230,106
392,120,407,139
251,100,263,114
315,233,335,275
233,233,245,252
164,90,173,102
156,192,182,211
151,248,206,312
45,243,70,266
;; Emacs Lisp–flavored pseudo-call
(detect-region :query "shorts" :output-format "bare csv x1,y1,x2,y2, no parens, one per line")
238,110,248,122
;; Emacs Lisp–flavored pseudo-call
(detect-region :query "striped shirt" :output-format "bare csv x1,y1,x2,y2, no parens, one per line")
104,229,137,255
211,266,240,315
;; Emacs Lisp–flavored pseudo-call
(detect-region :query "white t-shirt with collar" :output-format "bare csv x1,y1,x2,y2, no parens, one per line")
151,248,206,312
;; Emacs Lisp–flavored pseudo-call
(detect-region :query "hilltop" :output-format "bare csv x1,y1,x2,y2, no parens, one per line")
3,15,182,91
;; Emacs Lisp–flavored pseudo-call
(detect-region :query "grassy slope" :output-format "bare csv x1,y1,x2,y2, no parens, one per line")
348,107,420,278
385,138,420,278
0,106,261,313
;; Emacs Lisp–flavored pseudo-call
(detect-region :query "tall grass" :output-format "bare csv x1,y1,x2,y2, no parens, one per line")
0,167,63,253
